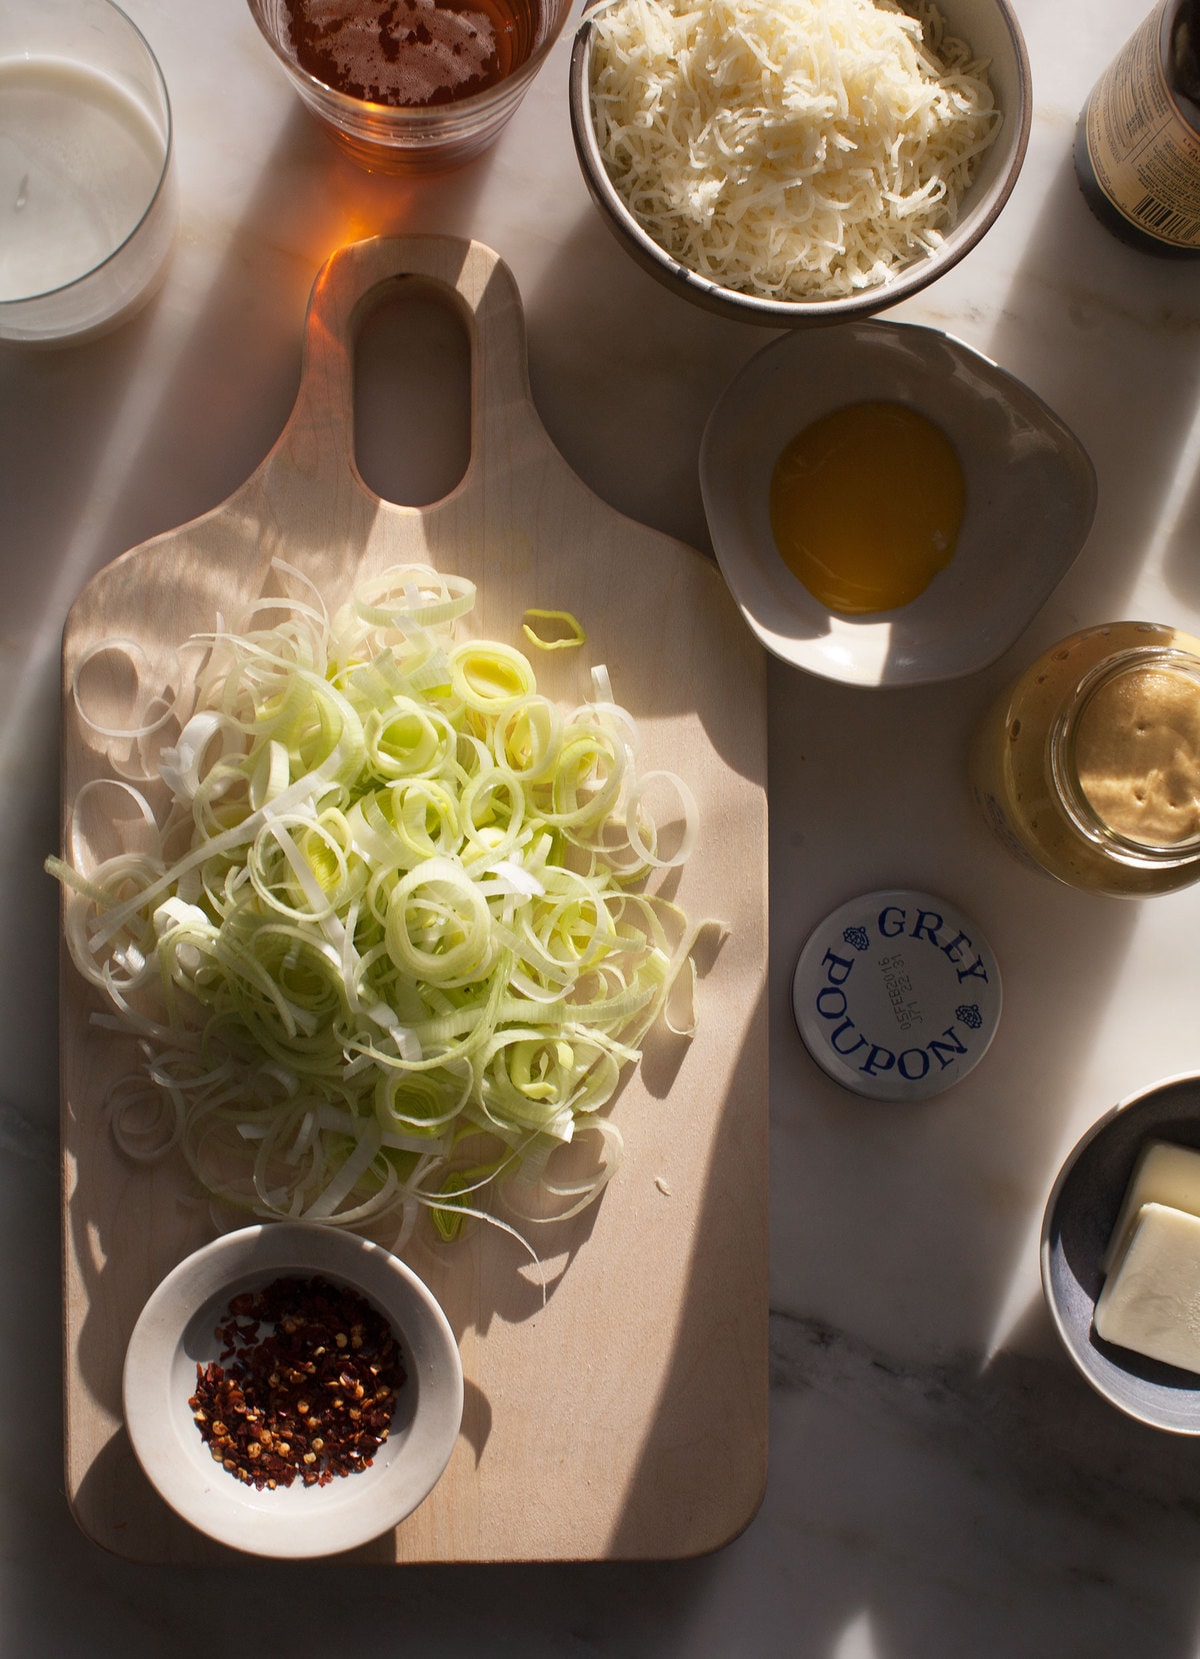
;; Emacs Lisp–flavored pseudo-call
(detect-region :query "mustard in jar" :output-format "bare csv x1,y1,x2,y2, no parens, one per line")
969,622,1200,896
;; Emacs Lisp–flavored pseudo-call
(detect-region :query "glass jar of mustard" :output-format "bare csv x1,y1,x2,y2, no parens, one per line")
969,622,1200,896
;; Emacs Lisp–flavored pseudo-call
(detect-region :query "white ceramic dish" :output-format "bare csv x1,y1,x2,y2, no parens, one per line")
122,1223,463,1558
568,0,1031,327
1041,1073,1200,1434
699,320,1097,687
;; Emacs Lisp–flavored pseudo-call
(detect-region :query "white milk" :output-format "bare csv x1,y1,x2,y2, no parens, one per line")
0,56,166,302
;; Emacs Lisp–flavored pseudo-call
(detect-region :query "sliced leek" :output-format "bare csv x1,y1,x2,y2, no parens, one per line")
50,563,702,1242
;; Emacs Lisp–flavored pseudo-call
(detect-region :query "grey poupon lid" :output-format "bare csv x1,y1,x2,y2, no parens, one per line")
791,889,1002,1101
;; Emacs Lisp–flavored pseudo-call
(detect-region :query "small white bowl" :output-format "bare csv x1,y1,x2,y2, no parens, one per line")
122,1224,463,1558
569,0,1030,326
699,320,1097,687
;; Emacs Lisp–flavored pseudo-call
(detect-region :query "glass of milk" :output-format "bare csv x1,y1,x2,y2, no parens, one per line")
0,0,175,345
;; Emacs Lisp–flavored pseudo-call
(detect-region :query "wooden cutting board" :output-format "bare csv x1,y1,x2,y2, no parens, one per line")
58,236,768,1563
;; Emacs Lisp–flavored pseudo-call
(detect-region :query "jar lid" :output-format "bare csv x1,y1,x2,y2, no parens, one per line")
791,889,1002,1101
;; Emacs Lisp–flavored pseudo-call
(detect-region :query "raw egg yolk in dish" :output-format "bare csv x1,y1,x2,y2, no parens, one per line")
768,400,966,615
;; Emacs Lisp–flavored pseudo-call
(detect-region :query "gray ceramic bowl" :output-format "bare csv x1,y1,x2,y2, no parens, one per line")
1041,1072,1200,1434
699,319,1096,686
568,0,1031,326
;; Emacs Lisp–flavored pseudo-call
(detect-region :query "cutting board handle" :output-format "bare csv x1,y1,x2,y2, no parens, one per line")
265,235,547,502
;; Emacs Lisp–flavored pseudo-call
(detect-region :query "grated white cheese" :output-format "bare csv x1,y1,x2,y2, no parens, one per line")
588,0,1000,301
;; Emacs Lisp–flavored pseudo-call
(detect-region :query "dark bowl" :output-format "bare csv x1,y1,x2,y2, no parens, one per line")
1041,1072,1200,1433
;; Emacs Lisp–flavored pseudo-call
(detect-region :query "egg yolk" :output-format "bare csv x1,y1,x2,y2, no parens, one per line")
768,400,966,615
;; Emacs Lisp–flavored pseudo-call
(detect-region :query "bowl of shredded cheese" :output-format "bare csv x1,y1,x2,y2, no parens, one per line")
568,0,1030,323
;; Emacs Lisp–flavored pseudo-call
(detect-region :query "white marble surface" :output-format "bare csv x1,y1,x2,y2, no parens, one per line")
5,0,1200,1650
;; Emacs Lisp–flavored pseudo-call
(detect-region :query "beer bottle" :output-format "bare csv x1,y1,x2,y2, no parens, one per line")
1074,0,1200,257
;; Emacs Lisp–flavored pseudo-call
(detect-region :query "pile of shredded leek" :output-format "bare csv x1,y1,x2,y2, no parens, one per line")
50,563,701,1245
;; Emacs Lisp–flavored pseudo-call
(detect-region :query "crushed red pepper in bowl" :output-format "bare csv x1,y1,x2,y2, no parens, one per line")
189,1275,406,1491
123,1223,463,1557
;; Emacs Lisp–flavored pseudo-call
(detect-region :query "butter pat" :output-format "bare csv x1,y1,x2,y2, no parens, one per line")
1101,1138,1200,1272
1094,1202,1200,1374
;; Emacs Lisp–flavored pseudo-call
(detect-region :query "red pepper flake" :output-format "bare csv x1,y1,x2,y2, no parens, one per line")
187,1276,406,1491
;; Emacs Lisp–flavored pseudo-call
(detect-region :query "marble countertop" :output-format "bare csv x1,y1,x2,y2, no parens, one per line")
5,0,1200,1650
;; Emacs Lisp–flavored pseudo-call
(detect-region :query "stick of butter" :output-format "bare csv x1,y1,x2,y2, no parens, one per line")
1094,1202,1200,1373
1101,1139,1200,1273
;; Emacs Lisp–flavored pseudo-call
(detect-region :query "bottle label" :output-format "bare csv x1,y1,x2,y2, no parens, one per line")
1084,0,1200,248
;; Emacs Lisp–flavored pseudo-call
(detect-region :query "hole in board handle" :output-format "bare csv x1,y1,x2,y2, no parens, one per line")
353,279,471,508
